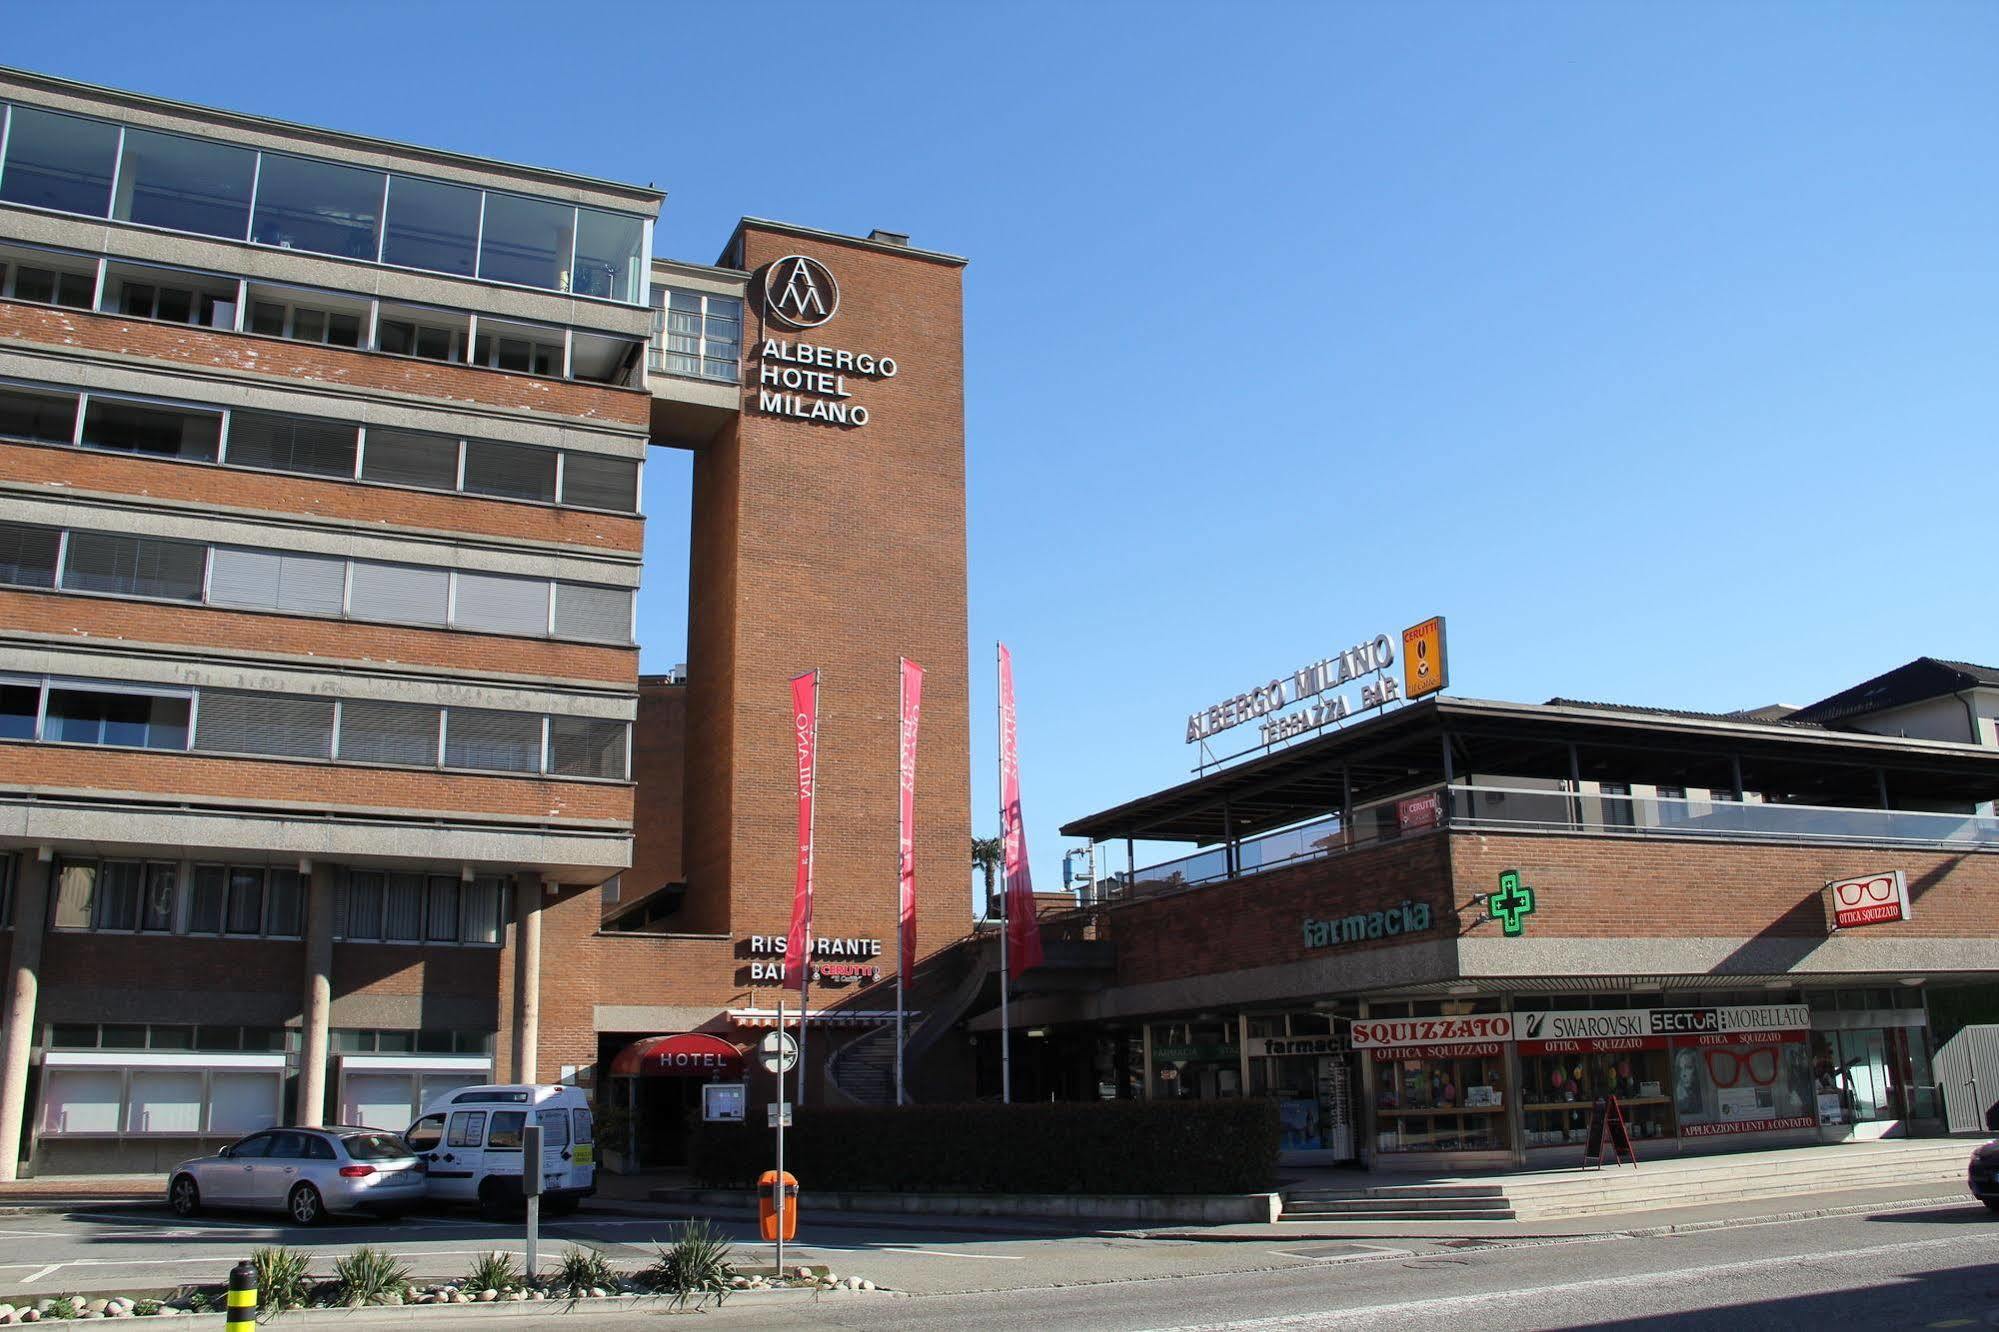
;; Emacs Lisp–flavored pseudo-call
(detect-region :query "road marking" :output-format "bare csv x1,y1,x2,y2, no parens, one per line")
1134,1233,1999,1330
20,1264,61,1284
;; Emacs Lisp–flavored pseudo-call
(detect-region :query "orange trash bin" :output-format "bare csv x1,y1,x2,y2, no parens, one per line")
758,1170,799,1240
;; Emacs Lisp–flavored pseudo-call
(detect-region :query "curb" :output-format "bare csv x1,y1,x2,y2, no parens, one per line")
1127,1193,1975,1243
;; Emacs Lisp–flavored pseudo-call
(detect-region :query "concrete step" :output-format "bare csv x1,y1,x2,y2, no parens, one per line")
1283,1195,1515,1216
1286,1184,1510,1202
1279,1206,1518,1223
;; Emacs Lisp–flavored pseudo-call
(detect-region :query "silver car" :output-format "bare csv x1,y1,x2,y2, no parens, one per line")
168,1126,426,1225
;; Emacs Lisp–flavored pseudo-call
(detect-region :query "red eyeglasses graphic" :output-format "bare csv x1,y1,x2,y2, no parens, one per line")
1704,1047,1779,1087
1834,877,1896,907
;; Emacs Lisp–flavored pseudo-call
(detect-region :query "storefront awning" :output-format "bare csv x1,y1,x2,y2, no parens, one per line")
608,1033,745,1079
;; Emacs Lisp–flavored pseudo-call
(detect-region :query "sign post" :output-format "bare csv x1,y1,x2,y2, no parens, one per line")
520,1123,544,1282
760,1024,798,1275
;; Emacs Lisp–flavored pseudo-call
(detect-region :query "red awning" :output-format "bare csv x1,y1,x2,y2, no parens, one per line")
608,1033,745,1079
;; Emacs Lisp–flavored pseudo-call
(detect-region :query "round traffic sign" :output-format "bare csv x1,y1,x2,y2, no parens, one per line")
759,1030,798,1074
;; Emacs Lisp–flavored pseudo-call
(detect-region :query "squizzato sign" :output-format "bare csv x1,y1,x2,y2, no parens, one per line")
1349,1015,1515,1050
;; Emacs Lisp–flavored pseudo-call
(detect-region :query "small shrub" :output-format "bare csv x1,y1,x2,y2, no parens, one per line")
644,1218,735,1308
254,1245,313,1310
132,1299,161,1316
186,1290,212,1312
46,1296,78,1318
550,1245,615,1294
329,1246,412,1307
464,1249,521,1294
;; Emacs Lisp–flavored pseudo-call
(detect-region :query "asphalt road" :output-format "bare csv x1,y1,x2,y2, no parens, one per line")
4,1198,1998,1328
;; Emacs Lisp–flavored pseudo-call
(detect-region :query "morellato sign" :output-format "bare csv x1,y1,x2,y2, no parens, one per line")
1302,900,1433,950
1187,634,1399,746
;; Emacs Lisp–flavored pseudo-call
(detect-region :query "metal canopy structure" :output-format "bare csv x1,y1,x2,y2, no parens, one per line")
1060,696,1999,847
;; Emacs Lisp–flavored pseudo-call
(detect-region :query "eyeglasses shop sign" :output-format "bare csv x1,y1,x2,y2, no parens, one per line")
753,255,897,428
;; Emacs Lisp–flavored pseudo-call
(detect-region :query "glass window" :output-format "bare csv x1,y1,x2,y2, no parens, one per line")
187,865,225,934
223,411,357,479
9,262,95,309
462,439,556,502
142,863,178,932
101,1023,147,1049
343,871,384,940
381,175,480,276
347,561,448,626
572,209,645,303
108,269,235,329
552,583,632,643
0,521,61,588
573,1107,593,1144
406,1113,445,1152
127,1070,204,1134
79,398,221,461
208,1073,280,1134
148,1025,194,1050
335,698,441,767
486,1110,525,1149
0,384,79,444
60,531,205,600
265,868,303,937
376,306,464,363
251,154,383,261
446,1110,486,1147
39,1068,123,1134
570,332,642,386
473,324,561,376
244,291,363,348
342,1131,412,1161
0,682,33,740
193,689,335,758
0,106,119,216
207,547,346,617
50,1024,99,1048
478,193,573,292
359,427,458,491
536,1106,570,1147
44,686,189,749
51,861,94,929
452,570,549,636
224,868,264,935
655,290,742,382
463,878,504,944
384,873,424,942
112,128,255,239
444,707,543,773
92,860,142,931
548,716,628,780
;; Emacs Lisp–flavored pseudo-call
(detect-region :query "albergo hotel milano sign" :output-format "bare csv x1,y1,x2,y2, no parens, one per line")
754,254,897,427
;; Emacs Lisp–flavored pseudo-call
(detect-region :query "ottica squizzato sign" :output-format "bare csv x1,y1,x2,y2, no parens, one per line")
1349,1014,1515,1050
752,255,897,428
1827,870,1911,929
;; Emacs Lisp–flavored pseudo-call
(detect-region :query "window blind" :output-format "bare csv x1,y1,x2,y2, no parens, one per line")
452,570,550,636
548,715,628,780
359,427,460,490
334,698,440,766
559,452,639,512
0,521,60,588
444,707,543,773
384,873,424,941
462,439,556,502
551,583,632,643
347,560,448,625
224,411,357,479
60,531,205,600
207,547,345,616
193,689,336,759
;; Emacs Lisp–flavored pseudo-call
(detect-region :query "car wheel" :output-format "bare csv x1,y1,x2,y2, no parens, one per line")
288,1182,326,1226
169,1174,201,1218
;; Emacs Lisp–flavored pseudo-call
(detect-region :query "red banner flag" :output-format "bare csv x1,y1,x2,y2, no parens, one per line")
998,643,1044,977
898,658,923,979
782,671,819,992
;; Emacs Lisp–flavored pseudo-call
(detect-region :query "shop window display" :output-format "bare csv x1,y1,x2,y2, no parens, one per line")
1374,1052,1507,1152
1522,1049,1673,1147
1671,1038,1816,1137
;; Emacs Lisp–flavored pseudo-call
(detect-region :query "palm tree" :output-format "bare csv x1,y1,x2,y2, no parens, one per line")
971,836,1002,918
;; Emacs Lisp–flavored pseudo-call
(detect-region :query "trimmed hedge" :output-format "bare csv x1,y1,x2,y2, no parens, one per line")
688,1099,1280,1195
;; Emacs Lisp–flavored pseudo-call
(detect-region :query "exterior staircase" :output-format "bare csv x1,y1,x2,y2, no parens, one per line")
1281,1138,1972,1222
825,1024,901,1106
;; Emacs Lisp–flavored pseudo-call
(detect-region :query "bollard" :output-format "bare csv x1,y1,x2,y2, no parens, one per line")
227,1258,258,1327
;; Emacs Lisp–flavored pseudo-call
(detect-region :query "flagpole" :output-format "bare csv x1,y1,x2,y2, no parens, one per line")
895,660,907,1107
997,641,1011,1106
774,990,787,1277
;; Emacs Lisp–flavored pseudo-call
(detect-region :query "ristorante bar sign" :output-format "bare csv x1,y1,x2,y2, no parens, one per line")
753,255,897,428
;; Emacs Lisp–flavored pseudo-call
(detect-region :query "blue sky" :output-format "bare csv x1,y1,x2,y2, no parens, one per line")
13,2,1998,905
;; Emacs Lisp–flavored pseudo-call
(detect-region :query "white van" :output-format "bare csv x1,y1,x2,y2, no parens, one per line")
404,1084,595,1217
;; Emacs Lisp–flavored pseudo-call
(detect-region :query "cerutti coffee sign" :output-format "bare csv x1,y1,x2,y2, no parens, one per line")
754,255,896,428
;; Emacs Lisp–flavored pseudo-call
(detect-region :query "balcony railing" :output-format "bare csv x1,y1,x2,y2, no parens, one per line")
647,348,739,385
1095,783,1998,906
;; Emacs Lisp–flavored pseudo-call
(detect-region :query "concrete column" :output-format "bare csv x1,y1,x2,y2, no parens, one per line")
511,876,542,1084
294,863,336,1128
0,857,52,1182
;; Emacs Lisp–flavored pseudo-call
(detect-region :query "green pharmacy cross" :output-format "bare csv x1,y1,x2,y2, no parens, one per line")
1491,869,1537,937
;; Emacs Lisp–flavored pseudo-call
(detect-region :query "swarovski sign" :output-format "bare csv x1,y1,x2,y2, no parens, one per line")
752,255,896,428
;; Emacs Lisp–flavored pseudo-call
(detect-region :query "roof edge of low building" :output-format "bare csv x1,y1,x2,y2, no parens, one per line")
723,217,969,268
0,64,667,210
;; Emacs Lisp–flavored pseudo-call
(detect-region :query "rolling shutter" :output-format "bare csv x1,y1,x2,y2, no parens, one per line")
347,561,448,625
551,582,632,643
451,570,549,636
547,715,628,780
462,439,556,502
560,452,639,511
193,689,335,759
335,698,440,766
209,548,346,615
443,706,543,773
360,428,460,491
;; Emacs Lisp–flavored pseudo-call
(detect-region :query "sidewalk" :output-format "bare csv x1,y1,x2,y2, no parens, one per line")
1132,1180,1979,1241
0,1174,158,1211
